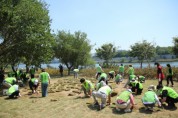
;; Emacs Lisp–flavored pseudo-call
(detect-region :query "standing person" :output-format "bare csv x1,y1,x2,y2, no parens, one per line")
30,67,36,78
119,64,125,78
142,85,161,111
155,62,164,85
166,64,174,87
80,78,94,97
29,75,39,94
59,64,63,77
73,68,79,79
115,84,135,113
92,85,112,110
95,64,104,79
8,84,21,99
124,65,134,88
157,84,178,109
39,69,50,97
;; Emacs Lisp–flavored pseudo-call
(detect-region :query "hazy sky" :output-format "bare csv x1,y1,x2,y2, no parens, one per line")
44,0,178,53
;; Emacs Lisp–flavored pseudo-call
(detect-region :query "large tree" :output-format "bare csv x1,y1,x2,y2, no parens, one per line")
54,30,94,75
129,40,156,68
172,37,178,57
95,43,117,65
0,0,54,69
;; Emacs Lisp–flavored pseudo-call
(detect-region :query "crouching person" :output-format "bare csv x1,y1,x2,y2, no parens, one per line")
8,84,21,99
142,85,161,111
92,85,112,110
115,84,135,113
80,78,94,97
29,75,39,94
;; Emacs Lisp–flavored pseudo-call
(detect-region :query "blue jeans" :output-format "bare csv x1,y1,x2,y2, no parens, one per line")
41,83,48,97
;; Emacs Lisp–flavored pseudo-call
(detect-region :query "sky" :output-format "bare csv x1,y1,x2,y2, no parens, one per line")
44,0,178,53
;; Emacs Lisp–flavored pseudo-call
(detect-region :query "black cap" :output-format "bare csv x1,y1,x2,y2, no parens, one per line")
80,78,85,83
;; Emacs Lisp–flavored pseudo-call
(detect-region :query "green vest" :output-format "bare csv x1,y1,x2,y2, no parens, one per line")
8,85,18,95
5,77,16,84
98,73,107,81
130,75,136,81
83,80,94,90
139,76,145,81
167,68,173,76
96,66,102,73
119,66,124,72
161,86,178,99
142,91,156,103
115,74,122,81
99,86,112,96
128,67,134,75
40,72,49,83
116,90,131,102
109,71,115,75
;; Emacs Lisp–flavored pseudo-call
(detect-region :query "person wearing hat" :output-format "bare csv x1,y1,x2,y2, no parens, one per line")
156,84,178,109
80,78,94,97
39,69,50,97
92,85,112,110
130,79,143,95
142,85,161,111
115,84,135,113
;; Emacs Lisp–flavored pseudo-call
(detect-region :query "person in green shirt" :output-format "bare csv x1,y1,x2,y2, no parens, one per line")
95,64,104,79
115,84,135,113
166,64,174,87
29,74,39,94
129,79,143,95
92,85,112,110
137,75,146,83
108,71,115,80
142,85,161,111
119,64,125,77
157,84,178,109
80,78,94,97
3,74,16,88
39,69,50,97
8,84,21,99
124,65,135,88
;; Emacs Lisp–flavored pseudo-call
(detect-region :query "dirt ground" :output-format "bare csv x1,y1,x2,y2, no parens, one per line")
0,76,178,118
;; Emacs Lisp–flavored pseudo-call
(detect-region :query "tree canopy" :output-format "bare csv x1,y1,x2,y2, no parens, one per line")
129,40,156,68
0,0,54,69
54,30,94,75
95,43,117,65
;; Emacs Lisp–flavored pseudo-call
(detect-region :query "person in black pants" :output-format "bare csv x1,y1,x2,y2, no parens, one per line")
166,64,174,87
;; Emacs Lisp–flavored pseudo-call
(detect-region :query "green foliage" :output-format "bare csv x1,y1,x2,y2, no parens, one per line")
95,43,117,64
156,46,173,55
54,30,94,75
129,40,156,68
172,37,178,57
0,0,54,68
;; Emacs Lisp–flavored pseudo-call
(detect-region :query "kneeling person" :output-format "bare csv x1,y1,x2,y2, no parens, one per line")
80,78,94,97
8,84,21,99
29,75,39,94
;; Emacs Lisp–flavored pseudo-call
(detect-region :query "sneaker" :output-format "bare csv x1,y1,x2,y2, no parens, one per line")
124,109,131,113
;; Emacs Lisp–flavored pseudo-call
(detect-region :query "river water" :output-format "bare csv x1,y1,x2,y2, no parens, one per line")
18,61,178,69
